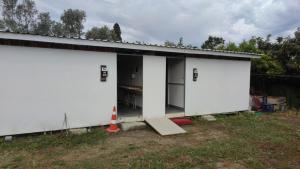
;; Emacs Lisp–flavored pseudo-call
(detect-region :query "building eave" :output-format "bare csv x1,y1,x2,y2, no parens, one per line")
0,31,261,59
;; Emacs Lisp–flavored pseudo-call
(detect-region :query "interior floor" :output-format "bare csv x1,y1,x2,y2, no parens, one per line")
117,103,142,117
166,105,184,114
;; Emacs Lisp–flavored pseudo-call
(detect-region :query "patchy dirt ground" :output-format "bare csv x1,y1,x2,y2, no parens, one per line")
216,161,248,169
0,112,299,169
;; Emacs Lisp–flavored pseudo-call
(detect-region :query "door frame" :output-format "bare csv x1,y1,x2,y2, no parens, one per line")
165,56,186,114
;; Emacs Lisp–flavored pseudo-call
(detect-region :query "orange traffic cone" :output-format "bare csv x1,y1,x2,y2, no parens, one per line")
106,106,120,133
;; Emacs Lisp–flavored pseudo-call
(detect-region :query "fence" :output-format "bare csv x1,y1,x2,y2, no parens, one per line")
251,74,300,109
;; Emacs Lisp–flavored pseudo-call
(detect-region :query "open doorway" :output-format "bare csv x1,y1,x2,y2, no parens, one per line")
166,57,185,117
117,54,143,121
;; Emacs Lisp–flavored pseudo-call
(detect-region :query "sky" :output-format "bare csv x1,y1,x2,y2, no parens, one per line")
35,0,300,46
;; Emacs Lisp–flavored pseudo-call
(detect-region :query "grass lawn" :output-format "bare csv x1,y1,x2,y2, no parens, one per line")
0,111,299,169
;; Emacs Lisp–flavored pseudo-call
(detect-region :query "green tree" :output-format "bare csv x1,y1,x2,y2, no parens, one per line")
281,28,300,74
164,37,190,47
201,36,225,49
85,25,112,40
85,27,100,39
177,37,183,47
238,38,260,53
252,54,285,75
1,0,18,31
224,42,239,51
51,21,64,36
256,35,272,52
61,9,86,37
15,0,38,33
112,22,122,41
0,19,5,30
215,36,285,75
34,12,52,35
164,40,176,47
257,29,300,75
98,25,111,40
186,44,194,48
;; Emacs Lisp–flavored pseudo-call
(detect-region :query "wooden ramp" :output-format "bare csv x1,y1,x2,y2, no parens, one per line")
145,117,186,136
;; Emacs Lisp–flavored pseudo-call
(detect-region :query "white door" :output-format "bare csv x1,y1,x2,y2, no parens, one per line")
143,55,166,119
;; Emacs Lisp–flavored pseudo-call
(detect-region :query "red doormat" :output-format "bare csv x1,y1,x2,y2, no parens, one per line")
171,118,192,126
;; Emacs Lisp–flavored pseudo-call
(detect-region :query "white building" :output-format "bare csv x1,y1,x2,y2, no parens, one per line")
0,31,260,136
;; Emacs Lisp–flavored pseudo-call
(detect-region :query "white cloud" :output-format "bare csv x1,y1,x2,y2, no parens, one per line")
34,0,300,46
231,19,258,35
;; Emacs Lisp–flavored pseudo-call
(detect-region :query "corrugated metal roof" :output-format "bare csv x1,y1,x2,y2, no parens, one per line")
0,30,261,58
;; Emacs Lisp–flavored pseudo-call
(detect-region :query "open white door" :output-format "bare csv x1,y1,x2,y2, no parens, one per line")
143,55,186,136
143,55,166,119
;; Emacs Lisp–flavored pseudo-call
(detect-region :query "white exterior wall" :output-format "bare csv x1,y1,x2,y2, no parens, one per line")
143,55,166,119
0,45,117,136
185,58,251,115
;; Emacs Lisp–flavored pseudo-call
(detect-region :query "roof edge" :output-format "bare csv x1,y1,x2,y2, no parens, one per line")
0,31,261,59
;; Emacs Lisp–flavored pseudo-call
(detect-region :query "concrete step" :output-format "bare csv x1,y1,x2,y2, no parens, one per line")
118,116,143,123
202,115,216,121
165,112,185,118
120,122,147,131
4,136,13,142
70,128,88,135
